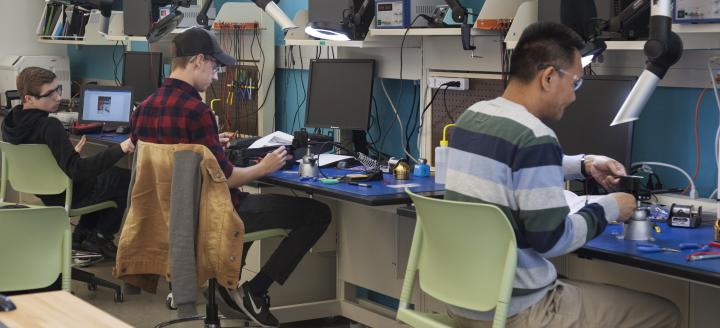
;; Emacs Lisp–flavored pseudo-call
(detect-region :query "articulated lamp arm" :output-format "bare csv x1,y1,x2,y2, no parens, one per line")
611,0,683,126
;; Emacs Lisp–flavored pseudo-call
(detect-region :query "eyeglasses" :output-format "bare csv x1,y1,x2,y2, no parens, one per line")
537,64,583,91
206,56,222,74
190,54,223,74
33,85,62,98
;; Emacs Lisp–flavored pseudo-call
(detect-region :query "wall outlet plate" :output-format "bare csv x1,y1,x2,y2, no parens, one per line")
427,77,469,90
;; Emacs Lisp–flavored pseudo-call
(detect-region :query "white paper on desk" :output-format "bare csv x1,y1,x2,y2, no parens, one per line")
564,190,604,213
249,131,294,149
296,154,354,167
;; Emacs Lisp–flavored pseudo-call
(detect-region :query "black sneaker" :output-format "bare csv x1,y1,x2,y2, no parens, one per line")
211,284,250,320
81,233,118,259
232,283,279,327
72,228,91,250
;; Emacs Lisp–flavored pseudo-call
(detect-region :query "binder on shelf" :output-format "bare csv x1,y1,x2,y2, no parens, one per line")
44,4,59,36
37,2,117,44
36,3,48,35
51,5,65,39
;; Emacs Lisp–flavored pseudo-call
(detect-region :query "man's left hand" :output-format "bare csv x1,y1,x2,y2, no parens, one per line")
219,132,235,148
74,135,87,153
585,155,626,191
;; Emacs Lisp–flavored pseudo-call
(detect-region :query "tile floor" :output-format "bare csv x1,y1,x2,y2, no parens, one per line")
72,261,354,328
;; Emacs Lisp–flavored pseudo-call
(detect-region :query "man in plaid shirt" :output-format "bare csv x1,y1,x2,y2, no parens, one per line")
131,28,331,327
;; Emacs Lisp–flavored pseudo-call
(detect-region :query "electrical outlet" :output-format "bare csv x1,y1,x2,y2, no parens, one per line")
427,77,469,90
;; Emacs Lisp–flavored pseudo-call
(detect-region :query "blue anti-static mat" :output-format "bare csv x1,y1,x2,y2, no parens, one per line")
268,167,444,197
586,222,720,274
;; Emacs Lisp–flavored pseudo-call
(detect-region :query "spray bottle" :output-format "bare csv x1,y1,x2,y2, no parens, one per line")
434,124,455,184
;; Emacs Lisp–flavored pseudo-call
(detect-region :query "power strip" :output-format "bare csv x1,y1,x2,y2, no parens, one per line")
427,77,470,90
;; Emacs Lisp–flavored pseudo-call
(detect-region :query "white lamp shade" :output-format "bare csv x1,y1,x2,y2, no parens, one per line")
611,70,660,126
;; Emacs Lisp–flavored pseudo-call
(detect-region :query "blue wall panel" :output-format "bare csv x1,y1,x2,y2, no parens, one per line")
632,87,718,198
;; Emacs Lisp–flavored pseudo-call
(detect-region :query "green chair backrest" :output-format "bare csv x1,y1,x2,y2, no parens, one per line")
0,142,72,209
0,206,70,292
400,190,517,327
0,142,70,195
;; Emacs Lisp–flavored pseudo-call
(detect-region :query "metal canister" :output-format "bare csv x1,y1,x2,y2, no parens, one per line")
393,161,411,180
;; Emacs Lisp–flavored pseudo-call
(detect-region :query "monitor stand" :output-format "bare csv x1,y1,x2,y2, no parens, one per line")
338,129,369,156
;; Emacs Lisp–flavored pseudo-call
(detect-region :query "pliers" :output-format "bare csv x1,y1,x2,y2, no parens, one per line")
678,243,710,252
636,243,680,253
686,242,720,261
687,251,720,261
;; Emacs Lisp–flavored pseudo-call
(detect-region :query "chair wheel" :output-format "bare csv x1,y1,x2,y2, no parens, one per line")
165,292,177,310
114,291,124,303
88,283,97,291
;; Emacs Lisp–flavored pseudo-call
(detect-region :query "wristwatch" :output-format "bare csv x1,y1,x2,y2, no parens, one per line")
580,156,590,178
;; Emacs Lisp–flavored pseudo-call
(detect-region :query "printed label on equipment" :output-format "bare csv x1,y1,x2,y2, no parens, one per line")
671,217,690,227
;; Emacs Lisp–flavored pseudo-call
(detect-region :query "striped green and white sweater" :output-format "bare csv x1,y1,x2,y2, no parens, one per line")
445,97,620,320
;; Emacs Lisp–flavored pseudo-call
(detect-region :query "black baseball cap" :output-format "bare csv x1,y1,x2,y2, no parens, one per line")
173,27,237,66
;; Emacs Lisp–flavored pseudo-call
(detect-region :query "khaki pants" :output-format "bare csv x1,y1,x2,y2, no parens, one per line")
450,279,681,328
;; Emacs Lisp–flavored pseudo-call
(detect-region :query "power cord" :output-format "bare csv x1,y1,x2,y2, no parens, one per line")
380,79,418,163
442,84,455,123
417,81,459,133
631,162,698,199
418,84,449,134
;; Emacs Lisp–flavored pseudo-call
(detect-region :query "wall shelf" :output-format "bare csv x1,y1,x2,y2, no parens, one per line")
284,11,421,48
36,7,122,46
37,36,114,45
367,26,501,37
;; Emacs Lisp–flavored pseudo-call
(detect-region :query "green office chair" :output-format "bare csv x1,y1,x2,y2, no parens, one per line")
0,206,71,293
0,141,124,301
399,190,517,328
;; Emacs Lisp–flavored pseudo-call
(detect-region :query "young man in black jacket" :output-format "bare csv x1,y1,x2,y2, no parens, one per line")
1,67,135,258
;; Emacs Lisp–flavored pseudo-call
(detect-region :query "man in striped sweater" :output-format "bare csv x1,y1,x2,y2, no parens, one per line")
445,22,681,328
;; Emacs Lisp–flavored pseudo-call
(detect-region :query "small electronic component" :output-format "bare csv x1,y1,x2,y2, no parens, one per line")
668,204,703,228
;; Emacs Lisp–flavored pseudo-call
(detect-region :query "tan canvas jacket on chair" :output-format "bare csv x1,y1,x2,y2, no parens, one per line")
113,141,245,292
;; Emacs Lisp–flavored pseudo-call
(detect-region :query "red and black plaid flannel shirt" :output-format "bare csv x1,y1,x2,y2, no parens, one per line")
130,78,244,206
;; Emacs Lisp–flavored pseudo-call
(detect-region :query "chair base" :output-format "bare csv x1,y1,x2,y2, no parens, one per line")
153,315,259,328
155,279,259,328
72,267,123,302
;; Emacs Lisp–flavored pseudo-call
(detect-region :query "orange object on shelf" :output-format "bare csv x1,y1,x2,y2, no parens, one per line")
475,18,513,32
212,21,260,30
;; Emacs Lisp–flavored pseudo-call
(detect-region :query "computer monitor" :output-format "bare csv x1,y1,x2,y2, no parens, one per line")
305,59,375,130
122,51,162,104
546,75,636,168
79,86,133,127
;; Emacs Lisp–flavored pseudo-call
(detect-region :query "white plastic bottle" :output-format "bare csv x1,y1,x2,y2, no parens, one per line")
434,139,449,184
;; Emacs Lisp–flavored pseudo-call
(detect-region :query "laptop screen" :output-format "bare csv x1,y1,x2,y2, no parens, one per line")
80,86,133,125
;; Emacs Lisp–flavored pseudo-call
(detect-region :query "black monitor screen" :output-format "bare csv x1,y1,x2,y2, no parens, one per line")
305,59,375,130
123,51,162,104
79,86,133,125
545,75,636,168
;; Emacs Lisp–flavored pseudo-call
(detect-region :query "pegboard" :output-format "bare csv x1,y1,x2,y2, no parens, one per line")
430,78,504,164
207,65,260,136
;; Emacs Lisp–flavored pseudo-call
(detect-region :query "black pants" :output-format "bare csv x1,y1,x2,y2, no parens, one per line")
40,167,131,237
235,194,331,285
